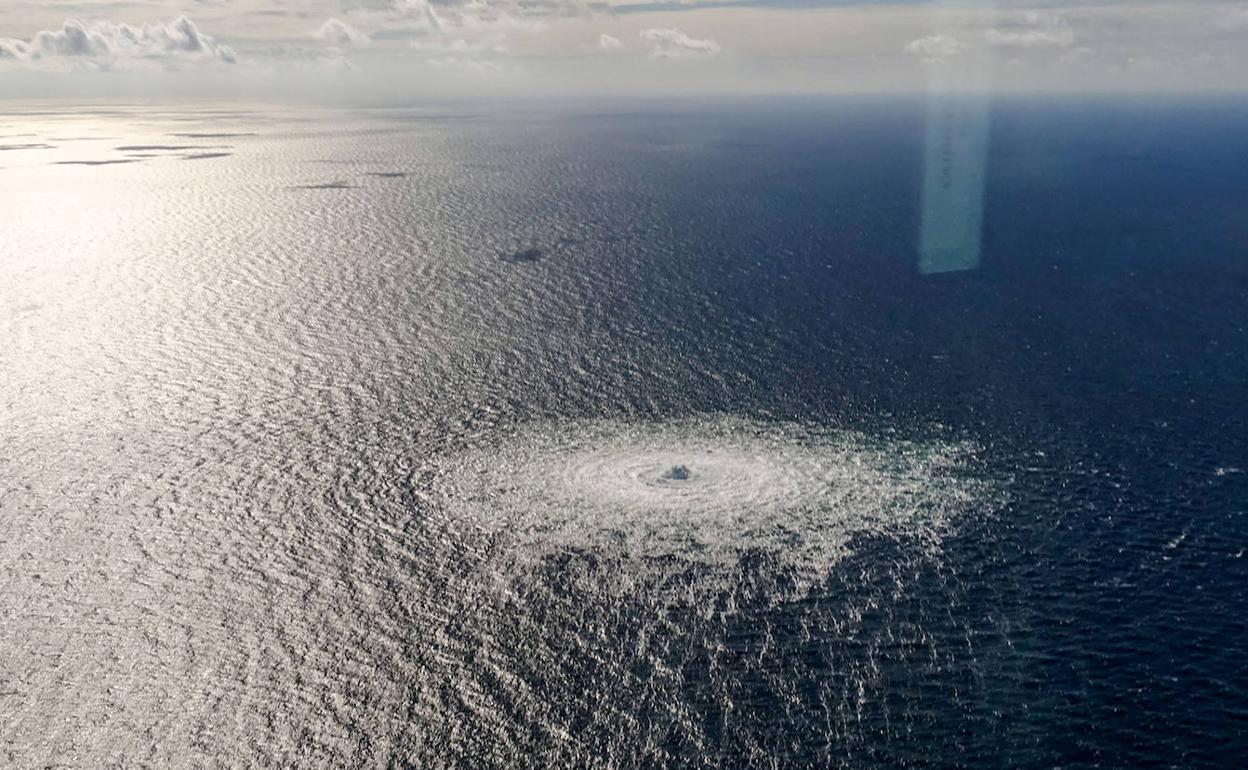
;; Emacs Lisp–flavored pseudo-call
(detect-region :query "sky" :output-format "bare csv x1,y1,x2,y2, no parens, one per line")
0,1,1246,100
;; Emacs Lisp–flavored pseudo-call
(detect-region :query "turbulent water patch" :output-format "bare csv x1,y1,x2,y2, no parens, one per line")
425,416,999,584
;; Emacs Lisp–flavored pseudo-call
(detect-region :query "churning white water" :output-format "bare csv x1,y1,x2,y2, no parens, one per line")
427,417,997,579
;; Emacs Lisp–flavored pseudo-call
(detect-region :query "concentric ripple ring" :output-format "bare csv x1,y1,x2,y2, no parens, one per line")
427,416,999,577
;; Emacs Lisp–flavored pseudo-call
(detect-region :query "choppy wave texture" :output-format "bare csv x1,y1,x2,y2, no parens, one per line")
6,102,1245,769
401,419,1007,767
428,417,995,584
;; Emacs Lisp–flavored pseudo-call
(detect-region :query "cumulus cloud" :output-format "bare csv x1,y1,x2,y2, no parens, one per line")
905,34,963,64
639,28,720,59
391,0,548,65
598,33,623,52
0,17,235,69
313,18,371,47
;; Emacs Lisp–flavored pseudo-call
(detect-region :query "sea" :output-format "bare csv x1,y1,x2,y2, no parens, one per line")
1,96,1246,768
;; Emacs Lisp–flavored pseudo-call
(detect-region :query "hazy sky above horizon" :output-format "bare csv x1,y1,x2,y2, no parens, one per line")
1,1,1246,100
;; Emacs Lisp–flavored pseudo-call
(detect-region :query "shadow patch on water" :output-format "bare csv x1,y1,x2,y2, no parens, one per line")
499,247,544,264
116,144,213,152
53,159,145,166
292,181,355,190
169,132,256,139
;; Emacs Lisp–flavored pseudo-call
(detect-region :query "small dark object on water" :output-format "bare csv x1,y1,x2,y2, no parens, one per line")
501,248,543,263
662,465,691,481
293,181,354,190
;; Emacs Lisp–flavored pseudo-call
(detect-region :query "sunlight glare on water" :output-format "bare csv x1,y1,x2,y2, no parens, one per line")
3,100,1247,769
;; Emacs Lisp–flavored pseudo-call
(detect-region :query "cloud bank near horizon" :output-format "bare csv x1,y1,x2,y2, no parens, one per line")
0,2,1245,97
0,16,236,69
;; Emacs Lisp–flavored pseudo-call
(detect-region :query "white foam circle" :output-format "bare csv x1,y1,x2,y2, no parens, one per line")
428,417,995,574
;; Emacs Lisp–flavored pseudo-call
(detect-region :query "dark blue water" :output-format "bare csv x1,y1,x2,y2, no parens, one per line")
2,97,1246,767
642,97,1248,767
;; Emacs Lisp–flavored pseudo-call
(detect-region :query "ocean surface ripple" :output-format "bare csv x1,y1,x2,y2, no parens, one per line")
2,102,1247,769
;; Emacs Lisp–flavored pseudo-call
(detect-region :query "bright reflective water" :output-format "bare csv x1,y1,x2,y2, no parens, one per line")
2,99,1246,768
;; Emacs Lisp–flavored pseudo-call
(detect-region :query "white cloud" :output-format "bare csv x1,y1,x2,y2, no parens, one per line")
905,34,963,64
986,12,1075,49
391,0,545,64
392,0,446,34
0,2,1242,97
0,17,236,69
639,28,720,59
313,18,371,48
